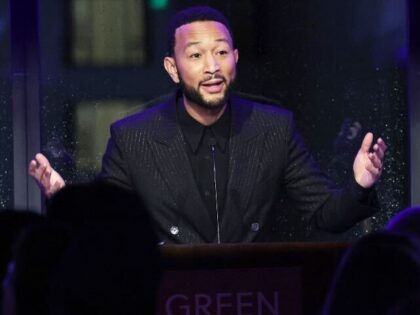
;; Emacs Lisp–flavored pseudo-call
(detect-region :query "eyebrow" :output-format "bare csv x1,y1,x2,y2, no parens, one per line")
184,38,231,49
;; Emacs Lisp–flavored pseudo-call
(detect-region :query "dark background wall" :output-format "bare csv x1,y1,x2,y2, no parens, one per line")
0,0,12,209
409,0,420,205
1,0,414,241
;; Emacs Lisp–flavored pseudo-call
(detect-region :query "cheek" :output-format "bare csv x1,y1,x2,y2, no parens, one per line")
225,62,237,78
178,64,201,84
223,57,237,72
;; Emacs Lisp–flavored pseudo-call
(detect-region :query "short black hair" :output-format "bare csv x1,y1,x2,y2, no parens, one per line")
166,5,234,56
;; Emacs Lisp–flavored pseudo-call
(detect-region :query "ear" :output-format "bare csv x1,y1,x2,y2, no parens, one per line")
163,57,180,83
234,49,239,64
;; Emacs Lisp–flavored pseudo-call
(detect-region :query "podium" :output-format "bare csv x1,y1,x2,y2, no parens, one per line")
158,242,348,315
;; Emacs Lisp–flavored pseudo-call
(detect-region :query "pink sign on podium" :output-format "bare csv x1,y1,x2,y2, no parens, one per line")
158,267,302,315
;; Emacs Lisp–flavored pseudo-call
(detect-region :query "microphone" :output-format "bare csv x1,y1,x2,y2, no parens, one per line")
208,136,220,243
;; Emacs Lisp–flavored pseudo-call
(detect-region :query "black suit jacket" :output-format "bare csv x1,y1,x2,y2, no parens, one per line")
100,94,378,244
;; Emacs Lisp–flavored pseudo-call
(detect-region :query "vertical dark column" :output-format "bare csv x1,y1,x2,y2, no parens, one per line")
409,0,420,205
11,0,42,211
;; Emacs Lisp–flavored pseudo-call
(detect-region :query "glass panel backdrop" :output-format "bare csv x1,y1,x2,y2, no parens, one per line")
0,0,12,209
38,0,408,241
39,0,171,184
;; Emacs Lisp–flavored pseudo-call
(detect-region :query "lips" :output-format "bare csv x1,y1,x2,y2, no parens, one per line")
200,79,224,94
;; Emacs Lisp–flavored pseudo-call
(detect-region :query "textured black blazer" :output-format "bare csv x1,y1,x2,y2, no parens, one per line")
100,94,378,244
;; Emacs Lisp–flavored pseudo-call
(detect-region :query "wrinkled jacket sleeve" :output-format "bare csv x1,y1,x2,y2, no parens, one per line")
98,124,134,191
283,114,379,232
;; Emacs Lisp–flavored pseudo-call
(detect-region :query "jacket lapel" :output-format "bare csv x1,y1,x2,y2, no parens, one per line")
147,98,216,242
218,97,266,242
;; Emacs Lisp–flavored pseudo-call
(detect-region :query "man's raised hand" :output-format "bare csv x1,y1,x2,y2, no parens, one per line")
28,153,65,198
353,132,387,189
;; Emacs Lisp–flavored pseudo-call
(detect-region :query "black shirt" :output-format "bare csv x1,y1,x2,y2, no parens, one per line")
177,99,230,229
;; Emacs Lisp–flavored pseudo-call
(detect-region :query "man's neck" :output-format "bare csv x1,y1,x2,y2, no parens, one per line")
183,96,226,126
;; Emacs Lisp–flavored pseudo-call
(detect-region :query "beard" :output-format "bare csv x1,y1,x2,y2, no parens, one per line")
179,73,234,111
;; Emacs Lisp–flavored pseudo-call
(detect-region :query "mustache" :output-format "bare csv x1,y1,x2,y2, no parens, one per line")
200,73,226,84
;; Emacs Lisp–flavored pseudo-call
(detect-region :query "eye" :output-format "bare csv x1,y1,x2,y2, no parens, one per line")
217,50,229,56
189,53,201,59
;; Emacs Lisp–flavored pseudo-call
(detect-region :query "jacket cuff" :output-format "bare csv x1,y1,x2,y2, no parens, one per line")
347,177,375,202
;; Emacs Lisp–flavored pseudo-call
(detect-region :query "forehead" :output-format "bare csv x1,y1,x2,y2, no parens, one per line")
174,21,233,48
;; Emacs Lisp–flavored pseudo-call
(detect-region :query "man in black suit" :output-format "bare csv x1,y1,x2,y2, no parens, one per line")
29,6,387,244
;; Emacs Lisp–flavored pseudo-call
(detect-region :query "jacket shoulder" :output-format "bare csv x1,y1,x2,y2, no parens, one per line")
110,99,172,133
233,95,294,126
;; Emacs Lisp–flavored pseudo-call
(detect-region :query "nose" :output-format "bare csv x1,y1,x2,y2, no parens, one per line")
204,54,220,74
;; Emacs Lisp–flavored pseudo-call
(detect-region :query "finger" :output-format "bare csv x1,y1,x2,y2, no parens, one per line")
360,132,373,153
35,153,51,169
365,162,381,177
377,138,387,152
372,144,385,160
34,163,48,185
28,160,38,176
368,152,382,169
41,167,52,188
29,163,48,192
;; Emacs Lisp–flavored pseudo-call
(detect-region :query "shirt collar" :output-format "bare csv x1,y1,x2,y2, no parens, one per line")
177,96,230,153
